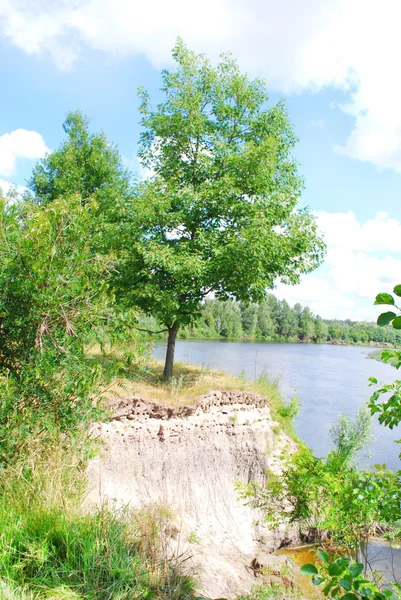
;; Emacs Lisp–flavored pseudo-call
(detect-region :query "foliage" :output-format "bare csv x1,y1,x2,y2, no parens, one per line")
0,451,197,600
116,39,325,375
29,110,131,210
328,406,374,468
239,408,401,552
175,297,401,345
301,554,401,600
0,193,136,466
369,285,401,444
237,581,300,599
276,392,300,420
297,284,401,600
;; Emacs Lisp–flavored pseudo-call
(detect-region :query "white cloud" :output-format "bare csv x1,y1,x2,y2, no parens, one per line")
0,178,27,196
316,211,401,253
2,0,401,170
0,129,49,176
275,210,401,320
275,276,358,320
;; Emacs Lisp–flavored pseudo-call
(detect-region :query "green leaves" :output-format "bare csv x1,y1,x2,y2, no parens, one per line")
375,293,395,305
368,380,401,429
349,563,364,578
375,286,401,332
317,551,330,564
300,563,318,575
29,110,131,208
392,316,401,329
371,285,401,433
301,556,400,600
0,195,136,466
377,312,396,326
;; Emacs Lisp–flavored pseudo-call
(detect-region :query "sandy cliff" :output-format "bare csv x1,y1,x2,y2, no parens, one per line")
86,390,298,599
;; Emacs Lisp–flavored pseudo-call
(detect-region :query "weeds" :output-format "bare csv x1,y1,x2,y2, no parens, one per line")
169,374,185,398
0,449,198,600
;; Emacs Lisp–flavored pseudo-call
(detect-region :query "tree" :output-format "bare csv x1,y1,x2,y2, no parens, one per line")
207,300,242,338
117,40,325,377
314,315,328,342
240,303,258,337
299,306,315,341
276,300,299,338
29,110,131,215
257,301,275,339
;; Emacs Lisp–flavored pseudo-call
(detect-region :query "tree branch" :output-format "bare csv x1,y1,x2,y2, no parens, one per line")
134,326,169,335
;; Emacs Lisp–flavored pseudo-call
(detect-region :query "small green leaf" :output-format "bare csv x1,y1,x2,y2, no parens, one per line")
392,316,401,330
393,285,401,297
377,312,396,327
312,575,325,585
317,551,330,563
349,562,364,578
339,578,352,591
341,594,359,600
381,350,395,362
323,582,334,596
375,293,395,305
300,563,319,575
368,377,378,384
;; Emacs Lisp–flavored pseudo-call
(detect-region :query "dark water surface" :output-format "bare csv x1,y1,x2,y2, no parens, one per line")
154,340,401,470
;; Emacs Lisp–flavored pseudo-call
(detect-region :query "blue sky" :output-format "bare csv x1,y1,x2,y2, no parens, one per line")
1,0,400,320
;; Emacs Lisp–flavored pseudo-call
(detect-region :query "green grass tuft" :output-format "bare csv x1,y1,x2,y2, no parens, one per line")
0,449,197,600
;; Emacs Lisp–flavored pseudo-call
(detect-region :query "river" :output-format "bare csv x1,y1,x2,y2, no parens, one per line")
154,340,401,471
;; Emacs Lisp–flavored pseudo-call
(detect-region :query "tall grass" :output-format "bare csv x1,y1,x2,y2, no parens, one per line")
0,444,197,600
253,368,300,437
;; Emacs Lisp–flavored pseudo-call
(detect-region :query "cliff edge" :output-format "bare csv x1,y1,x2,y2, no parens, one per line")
86,390,298,599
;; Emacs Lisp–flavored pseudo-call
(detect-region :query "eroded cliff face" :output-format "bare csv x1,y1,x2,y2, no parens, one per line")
86,391,298,599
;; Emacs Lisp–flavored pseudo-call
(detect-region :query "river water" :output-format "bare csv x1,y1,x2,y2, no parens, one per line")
154,340,401,471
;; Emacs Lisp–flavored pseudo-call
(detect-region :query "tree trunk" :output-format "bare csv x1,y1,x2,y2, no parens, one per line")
163,322,179,379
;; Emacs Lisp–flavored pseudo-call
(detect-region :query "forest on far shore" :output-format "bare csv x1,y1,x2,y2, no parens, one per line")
139,295,401,346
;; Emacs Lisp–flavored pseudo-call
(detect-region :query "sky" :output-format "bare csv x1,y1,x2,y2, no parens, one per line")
0,0,400,321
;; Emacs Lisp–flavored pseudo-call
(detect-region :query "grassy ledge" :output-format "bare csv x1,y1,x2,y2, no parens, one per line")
95,353,301,439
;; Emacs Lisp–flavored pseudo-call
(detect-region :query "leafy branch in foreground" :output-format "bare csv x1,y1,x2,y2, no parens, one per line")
297,284,401,600
301,554,400,600
369,284,401,442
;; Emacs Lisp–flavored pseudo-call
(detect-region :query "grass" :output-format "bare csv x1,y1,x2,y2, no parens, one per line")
0,445,198,600
86,341,300,437
237,583,300,600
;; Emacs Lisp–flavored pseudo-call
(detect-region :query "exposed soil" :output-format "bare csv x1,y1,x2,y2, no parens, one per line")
86,390,299,599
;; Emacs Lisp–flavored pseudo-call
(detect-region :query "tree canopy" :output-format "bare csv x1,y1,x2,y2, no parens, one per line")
116,40,325,376
29,110,131,212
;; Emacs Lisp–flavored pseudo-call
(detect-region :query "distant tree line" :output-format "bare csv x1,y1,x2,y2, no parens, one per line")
156,296,401,345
